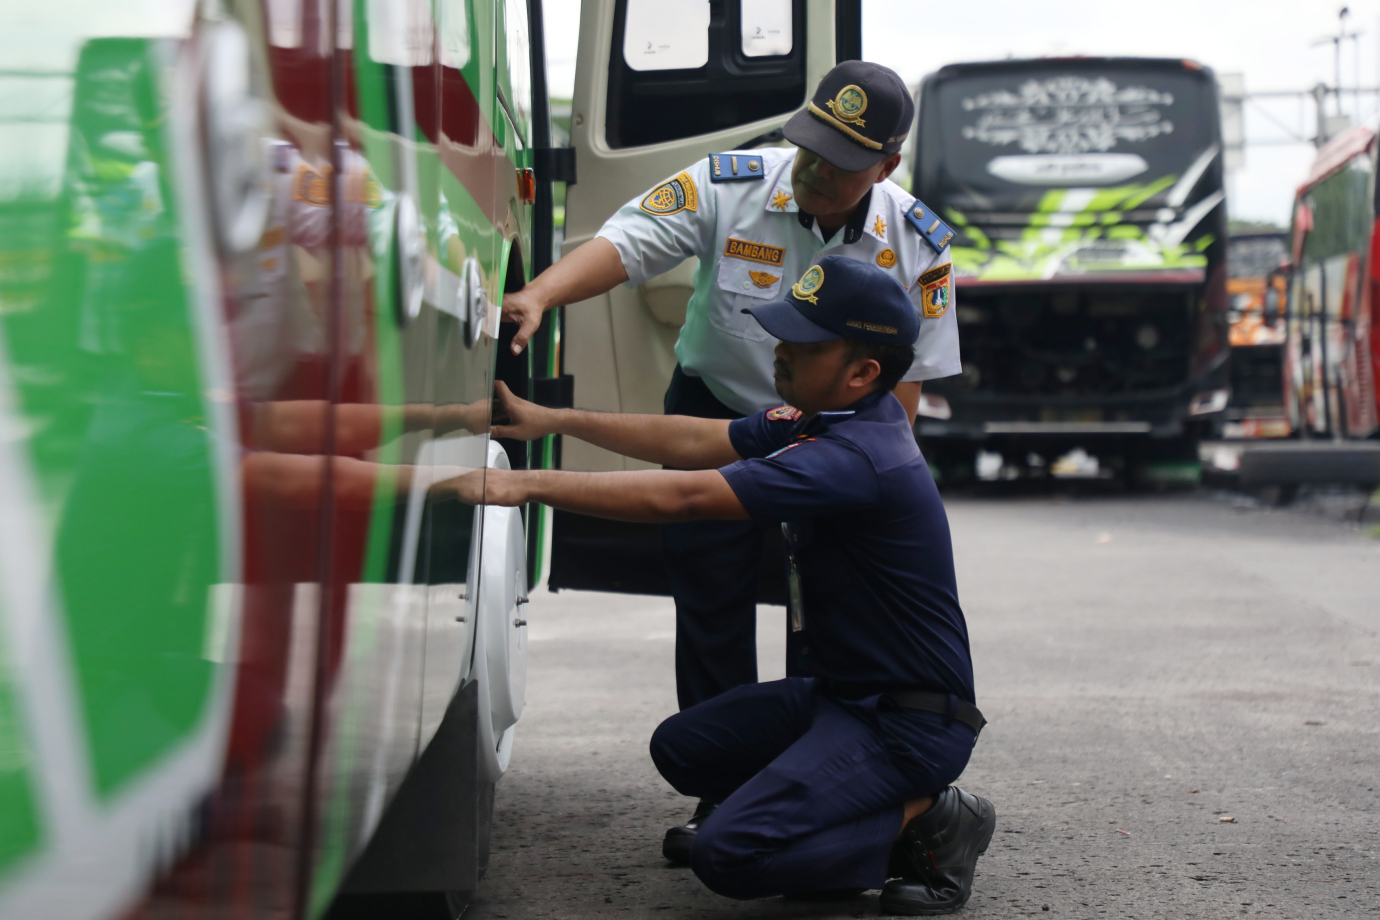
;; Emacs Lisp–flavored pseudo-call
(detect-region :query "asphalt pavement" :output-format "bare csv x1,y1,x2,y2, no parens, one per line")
466,488,1380,919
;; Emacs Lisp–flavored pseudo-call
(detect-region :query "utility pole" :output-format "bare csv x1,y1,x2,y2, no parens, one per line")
1314,83,1330,147
1337,6,1348,114
1310,6,1365,143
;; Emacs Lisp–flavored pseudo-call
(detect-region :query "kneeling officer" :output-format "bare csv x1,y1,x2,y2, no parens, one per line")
449,256,994,913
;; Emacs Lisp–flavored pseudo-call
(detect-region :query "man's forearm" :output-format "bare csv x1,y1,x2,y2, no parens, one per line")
551,410,740,470
513,469,747,522
525,237,629,311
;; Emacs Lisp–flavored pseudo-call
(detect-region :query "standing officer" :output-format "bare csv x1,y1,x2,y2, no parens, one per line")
457,257,992,914
502,60,961,854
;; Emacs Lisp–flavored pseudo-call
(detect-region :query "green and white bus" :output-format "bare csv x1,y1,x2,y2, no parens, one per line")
0,0,858,916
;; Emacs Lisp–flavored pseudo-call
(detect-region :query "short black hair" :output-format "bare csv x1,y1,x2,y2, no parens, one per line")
846,338,915,392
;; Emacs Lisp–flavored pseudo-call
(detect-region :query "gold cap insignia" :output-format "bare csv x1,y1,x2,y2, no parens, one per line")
791,264,825,304
876,248,897,268
826,85,868,126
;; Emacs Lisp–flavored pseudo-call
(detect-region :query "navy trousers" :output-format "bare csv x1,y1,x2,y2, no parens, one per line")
650,678,974,899
661,366,763,710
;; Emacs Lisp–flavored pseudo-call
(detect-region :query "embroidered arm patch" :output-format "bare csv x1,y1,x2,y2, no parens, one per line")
766,405,803,421
919,262,952,318
640,172,699,215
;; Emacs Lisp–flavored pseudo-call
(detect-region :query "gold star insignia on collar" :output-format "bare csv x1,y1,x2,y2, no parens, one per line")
873,215,887,238
771,190,793,211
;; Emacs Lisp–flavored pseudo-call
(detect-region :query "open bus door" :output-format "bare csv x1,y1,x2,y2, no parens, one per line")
547,0,860,595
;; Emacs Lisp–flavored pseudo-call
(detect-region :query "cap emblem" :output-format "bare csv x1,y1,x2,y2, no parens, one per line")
827,85,868,126
791,264,825,304
876,248,897,268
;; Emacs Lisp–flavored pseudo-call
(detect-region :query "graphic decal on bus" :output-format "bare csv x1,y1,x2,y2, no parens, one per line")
925,66,1223,284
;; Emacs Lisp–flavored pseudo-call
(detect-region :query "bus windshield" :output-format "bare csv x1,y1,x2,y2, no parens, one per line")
917,61,1224,285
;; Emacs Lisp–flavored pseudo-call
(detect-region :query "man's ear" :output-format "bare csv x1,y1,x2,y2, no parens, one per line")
875,152,903,184
849,356,882,390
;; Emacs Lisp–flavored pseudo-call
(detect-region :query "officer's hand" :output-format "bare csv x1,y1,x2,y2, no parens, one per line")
435,468,528,507
502,286,544,355
433,399,490,435
490,380,556,442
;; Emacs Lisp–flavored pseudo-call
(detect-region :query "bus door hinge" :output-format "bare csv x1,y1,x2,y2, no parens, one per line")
533,147,577,186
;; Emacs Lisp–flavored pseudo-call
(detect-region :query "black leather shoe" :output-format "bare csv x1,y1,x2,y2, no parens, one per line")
879,786,996,915
662,799,716,864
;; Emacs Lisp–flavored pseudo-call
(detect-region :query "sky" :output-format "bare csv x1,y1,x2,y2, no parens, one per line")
541,0,1380,226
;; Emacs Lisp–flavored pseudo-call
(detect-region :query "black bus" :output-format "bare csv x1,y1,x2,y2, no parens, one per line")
912,57,1231,484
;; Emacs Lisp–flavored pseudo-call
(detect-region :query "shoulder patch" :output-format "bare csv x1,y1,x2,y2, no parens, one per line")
709,153,765,182
766,405,803,422
920,262,952,318
903,197,955,254
640,172,699,216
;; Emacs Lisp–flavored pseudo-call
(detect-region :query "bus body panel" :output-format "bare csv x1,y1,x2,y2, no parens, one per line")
1284,127,1380,441
0,0,552,916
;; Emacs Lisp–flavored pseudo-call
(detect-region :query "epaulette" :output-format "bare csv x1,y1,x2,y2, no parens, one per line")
709,153,765,182
903,197,955,253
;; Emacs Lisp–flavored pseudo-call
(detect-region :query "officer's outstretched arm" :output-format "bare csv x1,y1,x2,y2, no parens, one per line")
441,468,747,523
490,382,741,470
501,238,629,355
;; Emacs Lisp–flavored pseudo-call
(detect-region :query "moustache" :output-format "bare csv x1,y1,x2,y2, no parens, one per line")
773,359,792,379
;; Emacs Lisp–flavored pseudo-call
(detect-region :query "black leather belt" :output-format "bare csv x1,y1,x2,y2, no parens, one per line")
823,681,987,738
887,689,987,738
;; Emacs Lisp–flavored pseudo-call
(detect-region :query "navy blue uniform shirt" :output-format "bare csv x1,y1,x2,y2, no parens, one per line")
720,389,975,704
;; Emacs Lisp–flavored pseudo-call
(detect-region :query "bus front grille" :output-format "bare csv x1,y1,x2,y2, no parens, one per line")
931,287,1195,399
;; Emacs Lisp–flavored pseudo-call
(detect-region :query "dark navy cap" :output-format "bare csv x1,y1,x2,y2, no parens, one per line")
742,255,920,346
783,60,915,172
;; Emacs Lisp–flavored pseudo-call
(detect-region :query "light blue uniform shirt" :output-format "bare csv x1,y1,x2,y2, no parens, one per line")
597,147,961,415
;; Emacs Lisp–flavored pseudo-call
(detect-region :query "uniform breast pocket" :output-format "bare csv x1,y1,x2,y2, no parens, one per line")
711,258,784,341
